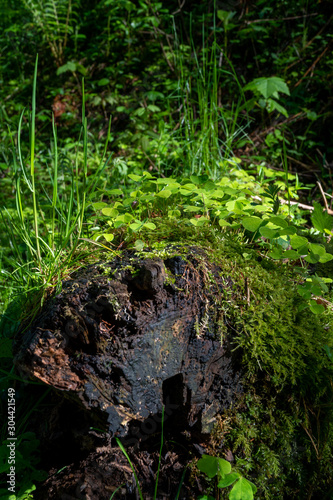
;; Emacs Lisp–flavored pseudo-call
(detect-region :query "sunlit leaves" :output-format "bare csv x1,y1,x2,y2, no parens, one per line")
244,77,290,99
311,202,333,233
93,172,333,315
197,454,257,500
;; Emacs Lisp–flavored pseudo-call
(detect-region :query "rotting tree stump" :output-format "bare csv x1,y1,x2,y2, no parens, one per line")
14,246,243,499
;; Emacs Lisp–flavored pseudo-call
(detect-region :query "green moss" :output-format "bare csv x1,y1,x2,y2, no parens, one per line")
130,219,333,498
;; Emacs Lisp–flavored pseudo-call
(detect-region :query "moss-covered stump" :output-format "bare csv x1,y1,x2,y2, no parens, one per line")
13,239,333,499
15,247,242,437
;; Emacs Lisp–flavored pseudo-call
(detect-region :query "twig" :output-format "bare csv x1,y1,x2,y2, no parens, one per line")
245,13,318,24
286,14,333,71
301,423,320,459
286,155,318,172
317,181,329,213
295,41,332,88
280,199,333,215
251,195,333,215
172,0,186,15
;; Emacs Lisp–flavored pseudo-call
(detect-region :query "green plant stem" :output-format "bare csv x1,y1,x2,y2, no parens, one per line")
31,54,41,272
115,437,144,500
51,114,58,251
154,406,164,500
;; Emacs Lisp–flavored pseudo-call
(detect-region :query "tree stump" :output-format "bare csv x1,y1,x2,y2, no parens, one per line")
14,246,242,498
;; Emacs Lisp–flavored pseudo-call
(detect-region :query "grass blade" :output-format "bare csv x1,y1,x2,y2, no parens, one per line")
115,437,144,500
153,405,164,500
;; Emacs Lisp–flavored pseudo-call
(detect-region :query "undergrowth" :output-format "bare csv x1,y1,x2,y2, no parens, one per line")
0,5,333,496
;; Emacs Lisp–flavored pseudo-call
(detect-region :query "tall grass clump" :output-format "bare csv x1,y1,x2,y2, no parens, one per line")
1,56,112,318
156,13,251,180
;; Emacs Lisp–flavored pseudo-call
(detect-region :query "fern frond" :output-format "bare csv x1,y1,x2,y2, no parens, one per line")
20,0,79,65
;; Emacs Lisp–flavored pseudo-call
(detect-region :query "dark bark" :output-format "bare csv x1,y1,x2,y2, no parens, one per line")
14,246,242,499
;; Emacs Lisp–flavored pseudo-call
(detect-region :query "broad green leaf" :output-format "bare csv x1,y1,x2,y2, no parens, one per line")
266,98,288,117
156,190,172,199
319,253,333,263
190,174,209,185
219,219,231,227
197,455,218,478
268,247,283,259
102,207,119,217
298,302,309,312
289,235,308,249
113,221,125,229
306,284,322,295
308,243,326,256
189,217,209,227
217,9,236,26
253,204,272,213
204,180,216,191
121,213,134,223
259,226,278,239
217,458,232,476
134,107,146,117
210,189,225,199
304,251,320,264
218,472,240,488
98,78,110,86
283,250,301,260
297,287,312,300
76,63,88,76
278,226,297,236
311,202,333,233
156,178,180,187
244,76,290,99
168,209,181,218
267,216,288,228
309,301,325,315
226,200,244,213
92,202,108,210
276,235,290,249
242,216,262,232
297,244,309,255
142,170,157,179
190,175,200,184
107,188,123,195
184,206,204,213
128,174,143,182
134,239,145,251
230,477,255,500
147,104,161,113
179,189,194,196
144,222,156,230
145,90,164,101
129,222,143,231
104,233,114,242
182,183,197,190
56,61,76,75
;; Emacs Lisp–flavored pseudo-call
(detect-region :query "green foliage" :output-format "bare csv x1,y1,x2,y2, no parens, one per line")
1,57,112,302
90,168,333,315
21,0,79,66
244,77,290,117
115,407,167,500
0,3,332,498
197,454,257,500
0,432,47,500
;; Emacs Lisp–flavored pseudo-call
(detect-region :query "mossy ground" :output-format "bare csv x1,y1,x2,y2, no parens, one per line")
128,219,333,499
2,217,333,499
